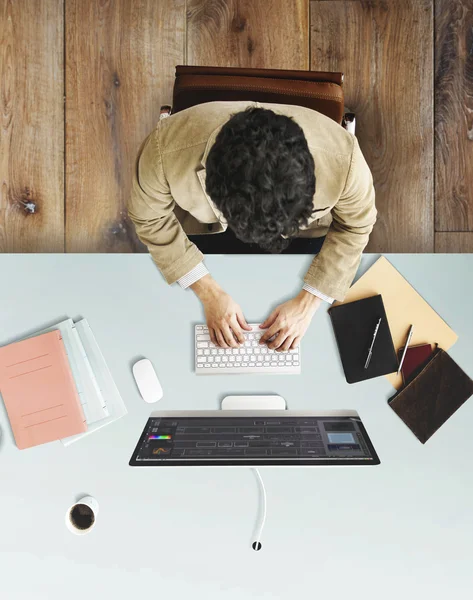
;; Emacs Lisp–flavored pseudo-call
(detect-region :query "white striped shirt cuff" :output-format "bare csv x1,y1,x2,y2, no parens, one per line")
302,283,335,304
178,263,333,303
177,263,209,289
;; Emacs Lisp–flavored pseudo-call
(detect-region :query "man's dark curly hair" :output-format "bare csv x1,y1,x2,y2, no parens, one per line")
205,107,316,253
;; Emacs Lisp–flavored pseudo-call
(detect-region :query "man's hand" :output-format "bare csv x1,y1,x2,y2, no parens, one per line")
191,275,251,348
259,290,322,351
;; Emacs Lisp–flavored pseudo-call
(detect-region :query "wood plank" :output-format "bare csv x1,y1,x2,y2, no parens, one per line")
187,0,309,68
435,232,473,252
0,0,64,252
65,0,185,252
435,0,473,232
311,1,434,252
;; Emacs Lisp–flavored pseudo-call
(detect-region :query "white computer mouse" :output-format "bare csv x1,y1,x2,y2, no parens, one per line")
132,359,163,403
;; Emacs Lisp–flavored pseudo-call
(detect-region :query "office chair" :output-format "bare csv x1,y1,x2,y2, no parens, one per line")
160,65,356,134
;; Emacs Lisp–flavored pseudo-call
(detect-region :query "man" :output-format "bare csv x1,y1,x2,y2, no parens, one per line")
128,101,376,350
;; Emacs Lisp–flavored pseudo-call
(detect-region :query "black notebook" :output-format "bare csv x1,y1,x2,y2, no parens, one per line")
328,294,398,384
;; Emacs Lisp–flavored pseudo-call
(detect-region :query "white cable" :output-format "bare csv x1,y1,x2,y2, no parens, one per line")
252,468,267,551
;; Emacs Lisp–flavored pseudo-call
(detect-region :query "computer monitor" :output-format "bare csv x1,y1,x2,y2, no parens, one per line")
129,410,380,467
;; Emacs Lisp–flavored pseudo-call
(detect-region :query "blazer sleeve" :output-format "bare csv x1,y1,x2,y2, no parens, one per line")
303,136,377,301
128,127,204,284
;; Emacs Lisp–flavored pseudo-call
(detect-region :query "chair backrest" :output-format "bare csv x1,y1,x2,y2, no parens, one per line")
172,65,345,123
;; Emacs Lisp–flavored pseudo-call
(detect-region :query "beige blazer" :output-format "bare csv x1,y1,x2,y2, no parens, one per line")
128,101,376,300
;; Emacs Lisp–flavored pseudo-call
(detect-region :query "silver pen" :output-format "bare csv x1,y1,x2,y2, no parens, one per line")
364,318,382,369
397,325,414,374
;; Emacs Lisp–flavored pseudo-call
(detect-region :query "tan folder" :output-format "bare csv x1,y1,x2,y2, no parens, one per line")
336,257,458,389
0,330,87,449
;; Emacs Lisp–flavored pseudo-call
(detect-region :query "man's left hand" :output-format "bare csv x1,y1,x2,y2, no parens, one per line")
259,291,322,351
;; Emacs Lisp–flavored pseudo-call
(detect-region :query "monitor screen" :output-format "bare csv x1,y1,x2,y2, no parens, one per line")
129,412,380,467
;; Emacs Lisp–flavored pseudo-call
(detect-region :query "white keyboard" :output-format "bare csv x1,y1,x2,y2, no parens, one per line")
195,324,301,375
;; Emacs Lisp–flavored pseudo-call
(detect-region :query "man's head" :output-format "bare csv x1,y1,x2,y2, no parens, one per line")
205,107,316,253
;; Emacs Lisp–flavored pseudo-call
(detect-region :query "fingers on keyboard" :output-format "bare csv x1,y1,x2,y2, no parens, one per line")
196,325,300,373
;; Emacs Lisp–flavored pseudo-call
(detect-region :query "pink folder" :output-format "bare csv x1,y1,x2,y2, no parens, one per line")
0,330,87,449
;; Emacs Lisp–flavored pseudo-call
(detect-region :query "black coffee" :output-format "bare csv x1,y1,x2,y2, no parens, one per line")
70,503,95,530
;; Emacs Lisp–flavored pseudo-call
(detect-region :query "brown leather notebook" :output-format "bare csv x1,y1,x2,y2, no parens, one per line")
388,348,473,444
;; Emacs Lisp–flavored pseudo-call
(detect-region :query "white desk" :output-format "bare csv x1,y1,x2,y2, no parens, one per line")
0,254,472,599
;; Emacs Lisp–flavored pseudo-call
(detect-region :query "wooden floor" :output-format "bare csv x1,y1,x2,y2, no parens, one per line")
1,0,472,254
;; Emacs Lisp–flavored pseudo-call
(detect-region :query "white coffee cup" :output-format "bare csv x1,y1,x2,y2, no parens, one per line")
65,496,99,535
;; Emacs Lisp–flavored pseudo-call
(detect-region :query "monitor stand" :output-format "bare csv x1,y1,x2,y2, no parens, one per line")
221,395,286,411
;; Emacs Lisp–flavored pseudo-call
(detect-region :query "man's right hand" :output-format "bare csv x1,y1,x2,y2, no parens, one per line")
191,275,251,348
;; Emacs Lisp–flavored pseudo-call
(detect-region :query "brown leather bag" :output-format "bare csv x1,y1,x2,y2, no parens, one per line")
172,65,345,123
388,348,473,444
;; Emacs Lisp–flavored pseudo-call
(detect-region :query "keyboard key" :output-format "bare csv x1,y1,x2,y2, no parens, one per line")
218,349,224,355
196,334,210,341
197,364,204,368
211,349,217,355
215,356,221,363
208,356,214,363
204,349,210,355
236,356,243,362
197,342,209,348
204,364,210,368
219,364,226,368
222,356,229,362
197,350,204,356
229,356,236,362
197,357,206,363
